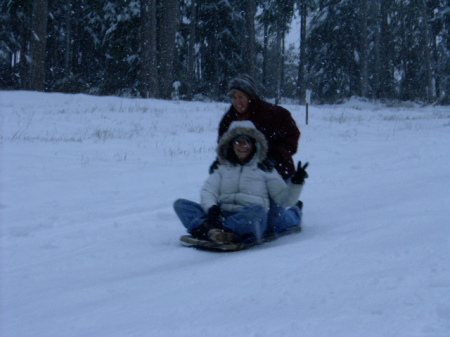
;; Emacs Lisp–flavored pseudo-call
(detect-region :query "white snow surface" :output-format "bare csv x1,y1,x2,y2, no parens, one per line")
1,91,450,337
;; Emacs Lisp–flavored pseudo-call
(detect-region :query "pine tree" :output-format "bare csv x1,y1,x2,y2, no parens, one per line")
258,0,295,101
306,0,361,103
158,0,179,99
140,0,159,98
1,0,449,104
359,0,369,98
0,0,32,89
194,0,245,99
244,0,257,79
29,0,48,91
434,0,450,103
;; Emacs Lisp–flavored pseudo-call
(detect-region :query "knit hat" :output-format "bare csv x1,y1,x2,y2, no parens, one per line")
228,75,260,100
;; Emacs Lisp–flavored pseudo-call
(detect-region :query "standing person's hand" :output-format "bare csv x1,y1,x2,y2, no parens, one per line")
291,161,309,185
209,159,219,174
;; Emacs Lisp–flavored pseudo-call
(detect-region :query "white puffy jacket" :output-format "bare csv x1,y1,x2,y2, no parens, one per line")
201,121,303,213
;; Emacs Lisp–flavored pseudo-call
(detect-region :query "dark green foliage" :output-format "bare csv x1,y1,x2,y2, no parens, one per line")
0,0,449,104
306,1,361,103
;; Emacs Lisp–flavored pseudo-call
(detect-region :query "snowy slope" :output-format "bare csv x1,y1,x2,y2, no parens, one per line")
1,91,450,337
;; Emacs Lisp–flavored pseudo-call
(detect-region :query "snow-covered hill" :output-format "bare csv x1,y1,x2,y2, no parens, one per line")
1,91,450,337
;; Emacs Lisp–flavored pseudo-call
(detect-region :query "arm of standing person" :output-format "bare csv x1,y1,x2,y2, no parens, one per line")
268,106,300,166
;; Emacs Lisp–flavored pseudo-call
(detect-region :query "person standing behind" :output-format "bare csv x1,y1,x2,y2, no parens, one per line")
216,75,300,180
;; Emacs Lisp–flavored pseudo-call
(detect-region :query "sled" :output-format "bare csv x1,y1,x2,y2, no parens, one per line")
179,225,301,252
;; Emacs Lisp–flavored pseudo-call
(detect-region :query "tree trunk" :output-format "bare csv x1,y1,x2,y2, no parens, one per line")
158,0,179,99
140,0,159,98
29,0,48,91
359,0,369,98
297,0,307,101
245,0,256,79
64,1,72,78
149,0,159,97
19,11,31,89
139,0,155,98
420,0,434,102
71,0,82,77
262,17,269,96
140,0,150,97
429,6,440,100
211,10,220,99
275,24,283,104
186,1,197,100
377,0,395,99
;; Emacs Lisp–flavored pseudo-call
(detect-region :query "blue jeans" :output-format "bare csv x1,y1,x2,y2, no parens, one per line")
267,177,302,233
267,199,302,233
174,199,268,241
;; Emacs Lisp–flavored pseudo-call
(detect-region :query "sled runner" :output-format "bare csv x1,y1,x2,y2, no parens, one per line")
180,225,301,252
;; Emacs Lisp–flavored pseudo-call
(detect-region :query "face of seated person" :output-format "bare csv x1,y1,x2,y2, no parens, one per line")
233,136,255,163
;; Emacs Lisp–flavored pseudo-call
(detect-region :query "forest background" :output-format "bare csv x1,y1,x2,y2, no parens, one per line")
1,0,449,104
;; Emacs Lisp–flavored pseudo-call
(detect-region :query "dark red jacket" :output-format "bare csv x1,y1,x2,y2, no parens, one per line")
218,99,300,179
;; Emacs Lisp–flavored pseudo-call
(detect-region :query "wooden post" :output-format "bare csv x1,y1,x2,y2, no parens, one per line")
305,89,311,125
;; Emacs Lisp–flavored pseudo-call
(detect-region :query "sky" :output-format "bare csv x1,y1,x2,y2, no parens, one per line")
286,12,301,48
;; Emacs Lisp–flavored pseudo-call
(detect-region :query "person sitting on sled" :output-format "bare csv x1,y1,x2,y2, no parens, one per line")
174,121,309,244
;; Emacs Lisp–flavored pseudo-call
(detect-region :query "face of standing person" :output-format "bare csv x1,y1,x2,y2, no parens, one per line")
230,90,250,114
232,135,255,163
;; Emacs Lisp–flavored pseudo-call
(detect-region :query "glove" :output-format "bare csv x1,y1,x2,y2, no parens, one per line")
209,159,219,174
207,205,222,228
291,161,309,185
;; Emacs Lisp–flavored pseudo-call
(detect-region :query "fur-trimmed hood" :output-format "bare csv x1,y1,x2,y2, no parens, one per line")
216,121,268,165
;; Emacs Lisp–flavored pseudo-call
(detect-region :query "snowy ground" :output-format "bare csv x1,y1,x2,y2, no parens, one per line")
1,91,450,337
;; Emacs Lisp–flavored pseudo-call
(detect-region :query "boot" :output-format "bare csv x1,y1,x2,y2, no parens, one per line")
208,228,235,244
190,221,210,240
